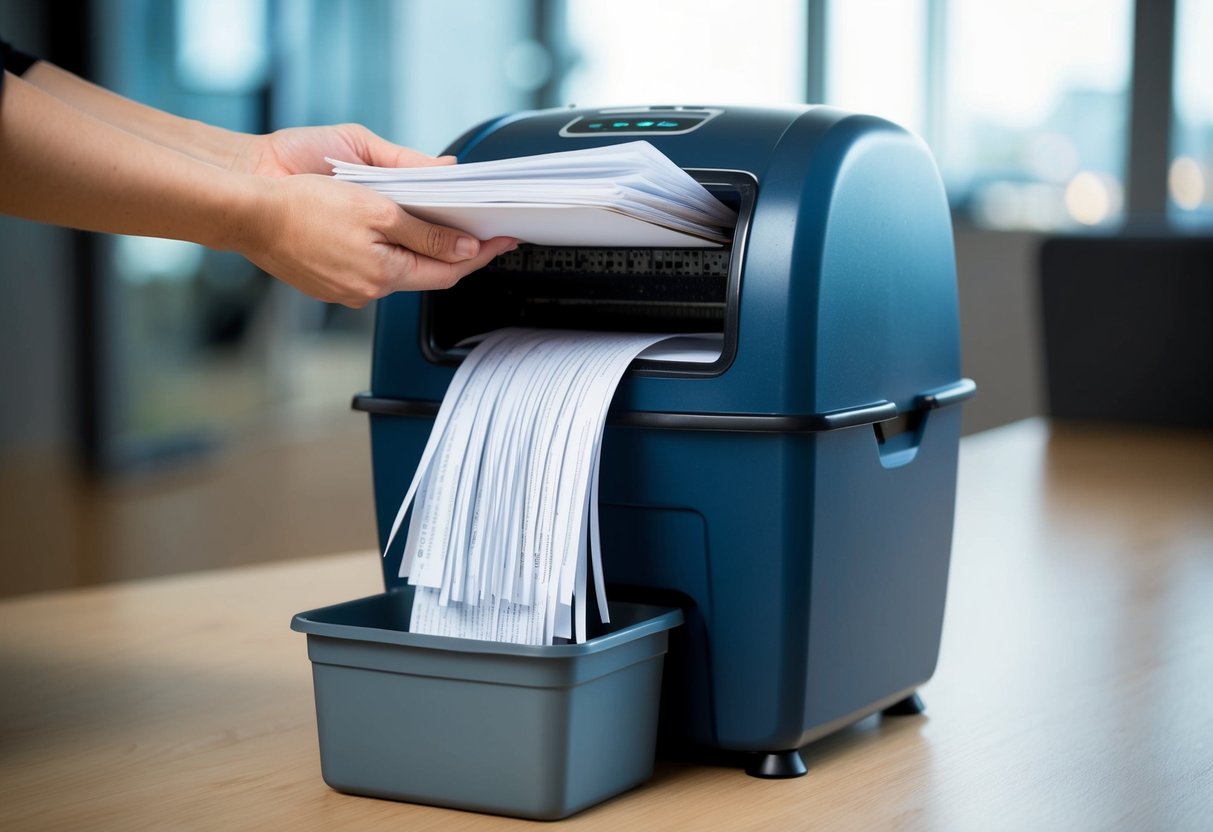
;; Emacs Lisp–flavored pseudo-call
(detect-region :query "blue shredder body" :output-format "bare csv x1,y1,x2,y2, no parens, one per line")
354,106,974,765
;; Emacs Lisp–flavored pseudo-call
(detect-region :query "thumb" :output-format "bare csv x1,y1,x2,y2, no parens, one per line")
382,204,481,263
362,130,455,169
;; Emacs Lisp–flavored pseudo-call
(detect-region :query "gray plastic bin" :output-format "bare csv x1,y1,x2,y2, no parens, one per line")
291,591,682,820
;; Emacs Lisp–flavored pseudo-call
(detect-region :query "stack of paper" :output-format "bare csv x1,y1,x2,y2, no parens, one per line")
384,328,718,646
330,141,737,248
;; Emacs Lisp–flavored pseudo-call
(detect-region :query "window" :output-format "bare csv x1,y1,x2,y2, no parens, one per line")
937,0,1134,229
560,0,806,107
1170,0,1213,226
825,0,927,138
562,1,1138,231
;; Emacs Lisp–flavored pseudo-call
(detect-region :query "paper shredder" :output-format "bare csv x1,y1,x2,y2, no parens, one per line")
352,105,976,776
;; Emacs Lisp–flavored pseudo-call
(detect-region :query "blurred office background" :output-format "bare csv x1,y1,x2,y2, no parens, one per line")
1,0,1209,596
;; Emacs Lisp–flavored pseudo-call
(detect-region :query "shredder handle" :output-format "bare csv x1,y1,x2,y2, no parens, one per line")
871,378,977,466
914,378,978,411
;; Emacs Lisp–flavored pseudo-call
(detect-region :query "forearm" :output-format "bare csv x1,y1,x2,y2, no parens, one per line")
21,61,252,171
0,70,265,250
1,68,516,306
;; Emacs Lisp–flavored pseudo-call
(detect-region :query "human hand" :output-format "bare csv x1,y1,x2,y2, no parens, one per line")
234,123,451,178
235,173,517,307
1,71,514,304
228,124,517,305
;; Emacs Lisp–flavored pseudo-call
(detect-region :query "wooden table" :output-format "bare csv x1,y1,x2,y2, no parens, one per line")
2,420,1211,831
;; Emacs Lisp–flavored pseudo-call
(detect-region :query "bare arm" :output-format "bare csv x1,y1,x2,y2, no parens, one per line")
0,70,516,306
22,60,252,171
20,61,460,177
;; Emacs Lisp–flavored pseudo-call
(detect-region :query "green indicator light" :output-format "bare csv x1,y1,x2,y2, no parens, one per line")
637,120,655,127
588,122,604,129
612,121,630,128
656,120,680,128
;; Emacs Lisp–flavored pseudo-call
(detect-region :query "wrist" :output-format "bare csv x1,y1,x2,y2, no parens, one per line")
227,132,271,176
199,171,280,256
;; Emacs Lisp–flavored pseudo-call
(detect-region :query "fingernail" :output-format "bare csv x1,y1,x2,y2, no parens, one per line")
455,237,478,257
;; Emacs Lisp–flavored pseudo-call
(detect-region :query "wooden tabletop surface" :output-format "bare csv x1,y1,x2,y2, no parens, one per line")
2,419,1211,831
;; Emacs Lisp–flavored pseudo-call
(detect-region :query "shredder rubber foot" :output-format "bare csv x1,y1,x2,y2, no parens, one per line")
746,750,807,779
882,692,926,716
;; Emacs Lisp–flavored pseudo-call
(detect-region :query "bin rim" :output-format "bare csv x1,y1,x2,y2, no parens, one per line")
291,592,683,658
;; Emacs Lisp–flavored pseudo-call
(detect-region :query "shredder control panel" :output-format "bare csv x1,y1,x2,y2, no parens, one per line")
560,108,723,138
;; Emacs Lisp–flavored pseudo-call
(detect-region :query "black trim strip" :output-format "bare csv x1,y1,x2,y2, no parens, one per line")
354,396,439,418
612,401,897,432
351,394,901,434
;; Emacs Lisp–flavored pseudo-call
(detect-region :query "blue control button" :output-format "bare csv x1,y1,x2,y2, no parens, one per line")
612,121,630,128
656,121,680,128
637,120,655,127
588,122,604,129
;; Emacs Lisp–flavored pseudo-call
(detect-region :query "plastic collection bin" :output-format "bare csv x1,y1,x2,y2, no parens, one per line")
292,591,683,820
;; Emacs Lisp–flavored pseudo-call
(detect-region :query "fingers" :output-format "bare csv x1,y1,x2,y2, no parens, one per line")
356,127,456,170
385,235,519,293
244,174,518,306
379,205,492,264
372,200,519,290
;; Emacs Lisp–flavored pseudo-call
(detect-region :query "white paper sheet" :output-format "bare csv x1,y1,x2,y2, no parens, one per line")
399,203,724,248
388,329,709,646
330,141,737,247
